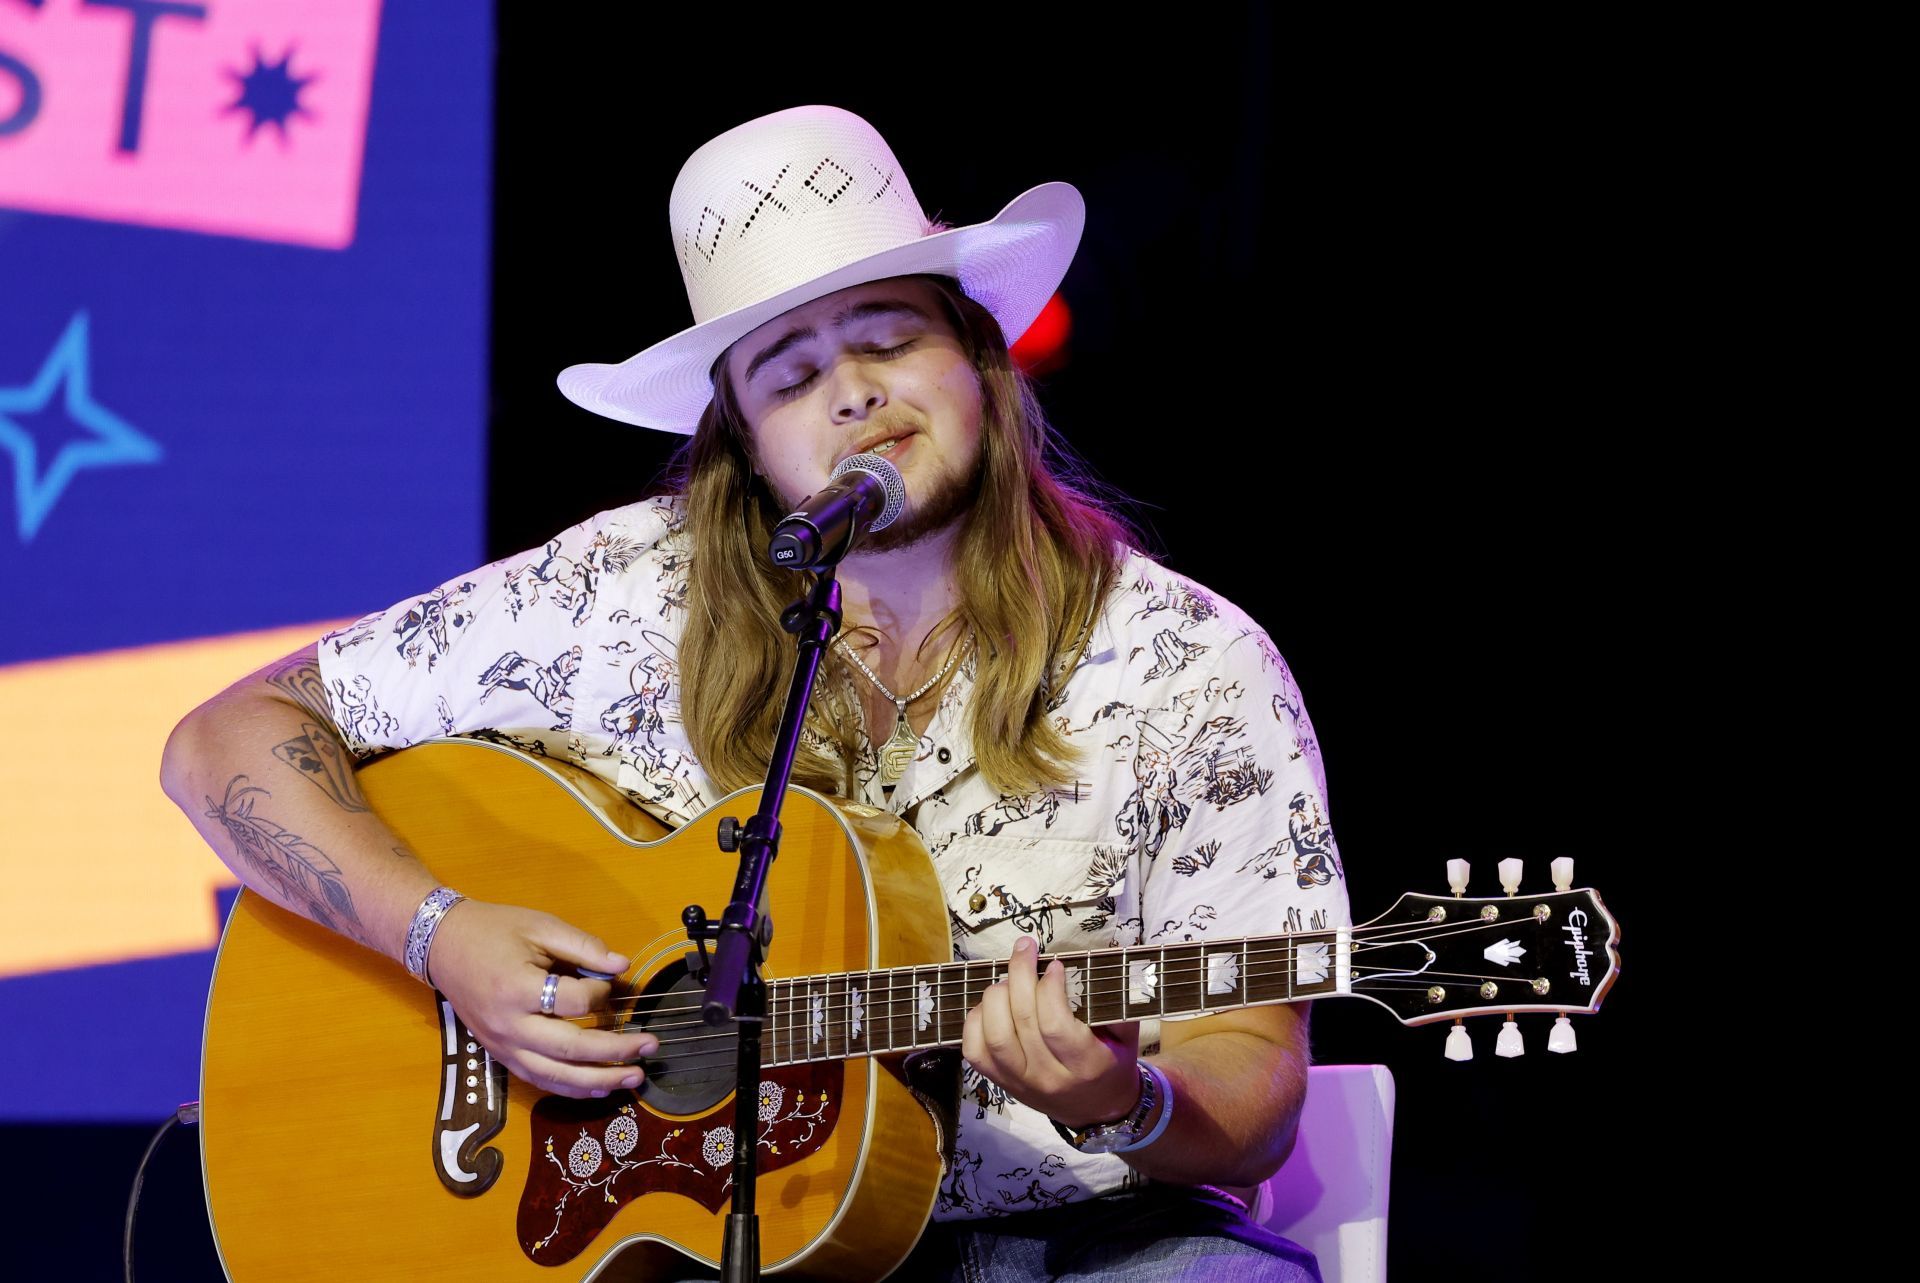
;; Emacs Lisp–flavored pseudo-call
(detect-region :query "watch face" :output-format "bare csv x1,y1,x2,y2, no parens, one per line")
1052,1063,1156,1153
1052,1117,1135,1154
1072,1125,1139,1154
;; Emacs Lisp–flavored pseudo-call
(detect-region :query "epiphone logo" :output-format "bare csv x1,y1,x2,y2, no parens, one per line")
1562,908,1594,987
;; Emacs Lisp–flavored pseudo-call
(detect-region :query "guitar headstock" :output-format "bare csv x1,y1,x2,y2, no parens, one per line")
1346,881,1620,1032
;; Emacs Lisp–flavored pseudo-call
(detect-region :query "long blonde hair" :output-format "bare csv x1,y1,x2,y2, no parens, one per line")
663,274,1138,799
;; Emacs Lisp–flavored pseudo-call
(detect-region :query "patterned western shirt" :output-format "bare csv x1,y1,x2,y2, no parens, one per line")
317,494,1351,1219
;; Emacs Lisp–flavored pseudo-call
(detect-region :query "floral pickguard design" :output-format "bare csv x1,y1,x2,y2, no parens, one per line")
515,1063,842,1264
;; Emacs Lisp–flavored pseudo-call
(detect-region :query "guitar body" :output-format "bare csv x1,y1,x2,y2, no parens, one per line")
201,739,954,1282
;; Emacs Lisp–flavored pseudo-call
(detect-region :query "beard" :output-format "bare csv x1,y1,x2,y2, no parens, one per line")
848,454,979,556
759,445,983,559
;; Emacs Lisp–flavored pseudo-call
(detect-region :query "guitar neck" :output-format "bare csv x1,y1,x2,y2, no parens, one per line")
761,932,1335,1066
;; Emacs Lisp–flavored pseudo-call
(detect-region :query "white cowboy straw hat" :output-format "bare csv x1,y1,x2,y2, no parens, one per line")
557,105,1085,434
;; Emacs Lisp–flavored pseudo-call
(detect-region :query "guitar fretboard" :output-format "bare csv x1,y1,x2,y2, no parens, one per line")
762,932,1339,1067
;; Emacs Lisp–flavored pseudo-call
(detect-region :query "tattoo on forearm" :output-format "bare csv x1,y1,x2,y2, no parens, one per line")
266,656,336,725
271,721,370,812
205,775,369,944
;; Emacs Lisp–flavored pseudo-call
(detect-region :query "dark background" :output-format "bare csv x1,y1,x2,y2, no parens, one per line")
489,9,1683,1280
34,7,1700,1280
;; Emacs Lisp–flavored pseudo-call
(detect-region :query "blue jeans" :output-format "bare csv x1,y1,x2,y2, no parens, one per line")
895,1184,1322,1282
662,1184,1320,1282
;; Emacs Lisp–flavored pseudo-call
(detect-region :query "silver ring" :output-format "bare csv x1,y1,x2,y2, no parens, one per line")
539,973,560,1017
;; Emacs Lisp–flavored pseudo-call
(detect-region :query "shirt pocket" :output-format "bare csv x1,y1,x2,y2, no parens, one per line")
939,834,1129,960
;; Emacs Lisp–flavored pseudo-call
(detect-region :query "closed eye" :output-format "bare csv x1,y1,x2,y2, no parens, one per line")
773,342,917,401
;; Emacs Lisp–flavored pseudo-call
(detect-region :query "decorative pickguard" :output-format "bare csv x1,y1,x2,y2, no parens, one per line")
515,1062,843,1264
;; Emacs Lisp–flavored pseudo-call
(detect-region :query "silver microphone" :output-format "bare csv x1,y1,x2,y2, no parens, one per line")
767,453,907,570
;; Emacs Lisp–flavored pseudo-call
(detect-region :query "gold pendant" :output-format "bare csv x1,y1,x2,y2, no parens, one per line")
878,709,918,783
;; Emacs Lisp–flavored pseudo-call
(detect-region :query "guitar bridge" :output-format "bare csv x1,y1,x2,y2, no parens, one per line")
433,996,509,1196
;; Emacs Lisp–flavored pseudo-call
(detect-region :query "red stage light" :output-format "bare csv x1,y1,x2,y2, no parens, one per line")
1011,292,1071,375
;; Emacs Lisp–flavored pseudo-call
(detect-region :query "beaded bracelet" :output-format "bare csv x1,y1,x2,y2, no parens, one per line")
402,886,465,987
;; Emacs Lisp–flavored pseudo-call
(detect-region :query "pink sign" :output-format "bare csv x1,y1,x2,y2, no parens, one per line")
0,0,382,249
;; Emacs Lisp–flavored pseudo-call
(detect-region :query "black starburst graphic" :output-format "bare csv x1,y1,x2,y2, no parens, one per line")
222,45,317,144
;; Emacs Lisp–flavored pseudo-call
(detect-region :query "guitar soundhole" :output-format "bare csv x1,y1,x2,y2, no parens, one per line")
621,958,739,1116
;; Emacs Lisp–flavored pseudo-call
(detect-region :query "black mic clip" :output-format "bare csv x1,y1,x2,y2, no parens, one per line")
780,593,842,635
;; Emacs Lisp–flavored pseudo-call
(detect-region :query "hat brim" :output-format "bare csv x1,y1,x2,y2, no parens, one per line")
556,181,1085,434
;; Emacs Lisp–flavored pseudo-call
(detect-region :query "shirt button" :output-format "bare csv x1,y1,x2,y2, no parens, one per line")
937,747,952,764
968,892,987,913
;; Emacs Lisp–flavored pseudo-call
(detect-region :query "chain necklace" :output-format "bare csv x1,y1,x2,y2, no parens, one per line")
837,628,976,784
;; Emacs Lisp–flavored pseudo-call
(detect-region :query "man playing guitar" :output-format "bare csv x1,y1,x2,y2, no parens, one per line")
163,105,1346,1281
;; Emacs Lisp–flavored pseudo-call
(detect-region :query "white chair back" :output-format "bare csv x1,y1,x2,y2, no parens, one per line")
1256,1063,1395,1283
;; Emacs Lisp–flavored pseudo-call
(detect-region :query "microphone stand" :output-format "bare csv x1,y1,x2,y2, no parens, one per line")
688,553,845,1283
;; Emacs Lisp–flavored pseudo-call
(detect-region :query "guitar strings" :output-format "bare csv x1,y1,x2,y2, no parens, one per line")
564,949,1317,1030
564,912,1545,1031
584,1004,1573,1087
610,961,1543,1050
550,983,1562,1093
592,910,1555,1009
556,967,1557,1066
580,938,1375,1023
571,959,1527,1044
565,923,1547,1038
531,912,1586,1083
544,918,1549,1060
602,908,1549,1005
547,954,1568,1081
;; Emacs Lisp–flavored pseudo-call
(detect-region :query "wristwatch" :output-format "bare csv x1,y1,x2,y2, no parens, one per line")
1050,1061,1162,1154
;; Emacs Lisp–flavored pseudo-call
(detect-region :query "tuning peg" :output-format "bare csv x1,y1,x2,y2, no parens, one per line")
1548,1016,1577,1054
1498,858,1523,895
1551,857,1575,891
1447,859,1470,896
1444,1021,1473,1061
1495,1017,1524,1057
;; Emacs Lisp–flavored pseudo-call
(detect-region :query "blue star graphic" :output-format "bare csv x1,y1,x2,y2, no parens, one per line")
223,45,316,143
0,311,162,542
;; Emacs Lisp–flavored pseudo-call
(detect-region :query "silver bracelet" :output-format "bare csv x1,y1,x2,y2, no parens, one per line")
1111,1061,1175,1154
402,886,465,986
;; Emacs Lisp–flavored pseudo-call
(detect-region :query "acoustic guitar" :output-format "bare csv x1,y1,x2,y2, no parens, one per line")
200,737,1620,1282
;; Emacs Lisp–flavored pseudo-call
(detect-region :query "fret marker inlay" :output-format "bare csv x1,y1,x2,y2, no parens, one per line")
1296,943,1329,986
916,981,934,1031
1206,952,1239,995
1128,959,1158,1006
849,985,864,1039
1065,966,1084,1011
810,990,825,1045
